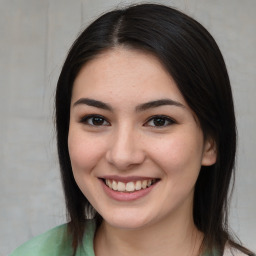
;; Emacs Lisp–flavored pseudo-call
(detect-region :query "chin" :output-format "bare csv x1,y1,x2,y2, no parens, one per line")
99,210,155,230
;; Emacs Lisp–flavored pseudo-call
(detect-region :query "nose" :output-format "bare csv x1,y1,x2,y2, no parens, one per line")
106,126,146,171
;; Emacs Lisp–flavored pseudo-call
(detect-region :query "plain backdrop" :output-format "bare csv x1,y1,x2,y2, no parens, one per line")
0,0,255,255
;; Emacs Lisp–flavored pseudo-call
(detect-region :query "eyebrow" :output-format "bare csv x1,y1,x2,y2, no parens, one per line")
73,98,113,111
135,99,185,112
73,98,185,111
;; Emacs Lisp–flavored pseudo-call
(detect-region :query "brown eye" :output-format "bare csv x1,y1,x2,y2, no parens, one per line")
153,117,166,126
91,117,105,125
145,115,175,127
80,115,110,126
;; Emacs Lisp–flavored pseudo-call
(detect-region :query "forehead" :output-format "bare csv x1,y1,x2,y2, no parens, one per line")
72,48,187,107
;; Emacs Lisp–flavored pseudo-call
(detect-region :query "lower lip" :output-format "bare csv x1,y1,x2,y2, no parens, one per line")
101,180,158,201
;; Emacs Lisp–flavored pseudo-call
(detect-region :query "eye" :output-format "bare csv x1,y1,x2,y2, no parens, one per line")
80,115,110,126
144,115,175,127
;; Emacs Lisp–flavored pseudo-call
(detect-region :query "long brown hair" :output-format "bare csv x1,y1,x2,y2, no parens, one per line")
55,4,254,255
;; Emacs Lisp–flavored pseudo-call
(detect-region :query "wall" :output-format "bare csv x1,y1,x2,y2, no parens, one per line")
0,0,255,255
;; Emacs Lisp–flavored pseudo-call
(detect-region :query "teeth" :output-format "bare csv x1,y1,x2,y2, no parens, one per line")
112,180,118,191
105,179,156,192
106,179,112,189
142,180,147,189
117,181,126,191
126,182,135,192
135,180,141,190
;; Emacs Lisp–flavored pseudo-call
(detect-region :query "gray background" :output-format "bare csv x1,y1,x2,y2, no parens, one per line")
0,0,255,255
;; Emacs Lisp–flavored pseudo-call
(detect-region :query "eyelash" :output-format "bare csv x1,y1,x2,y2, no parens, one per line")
144,115,176,127
79,114,176,128
80,114,110,126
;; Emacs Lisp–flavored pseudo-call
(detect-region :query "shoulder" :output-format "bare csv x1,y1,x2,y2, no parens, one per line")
9,224,73,256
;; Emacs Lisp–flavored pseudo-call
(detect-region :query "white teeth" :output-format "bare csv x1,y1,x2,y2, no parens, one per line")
135,180,142,190
117,181,126,191
112,180,118,190
105,179,156,192
142,180,147,189
106,179,112,189
126,182,135,192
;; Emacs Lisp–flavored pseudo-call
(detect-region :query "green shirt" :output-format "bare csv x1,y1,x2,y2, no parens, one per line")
10,220,219,256
10,220,96,256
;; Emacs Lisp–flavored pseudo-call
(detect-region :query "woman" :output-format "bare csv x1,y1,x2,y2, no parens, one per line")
10,3,254,256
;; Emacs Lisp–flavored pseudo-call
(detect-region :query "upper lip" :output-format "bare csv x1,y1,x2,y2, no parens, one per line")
99,175,159,183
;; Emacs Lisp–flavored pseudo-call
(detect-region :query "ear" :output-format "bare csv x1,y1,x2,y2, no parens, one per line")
201,137,217,166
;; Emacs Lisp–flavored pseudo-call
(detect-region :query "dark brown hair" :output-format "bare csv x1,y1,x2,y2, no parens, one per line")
55,3,254,255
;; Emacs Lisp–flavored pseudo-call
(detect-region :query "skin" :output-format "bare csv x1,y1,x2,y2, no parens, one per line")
68,48,216,256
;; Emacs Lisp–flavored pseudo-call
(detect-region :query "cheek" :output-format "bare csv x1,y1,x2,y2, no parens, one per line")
148,132,204,176
68,130,107,203
68,130,105,173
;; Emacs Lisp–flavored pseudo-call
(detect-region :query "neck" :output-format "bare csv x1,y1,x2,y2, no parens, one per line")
94,210,203,256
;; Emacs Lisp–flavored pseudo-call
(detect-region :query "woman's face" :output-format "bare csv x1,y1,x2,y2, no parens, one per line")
68,48,216,230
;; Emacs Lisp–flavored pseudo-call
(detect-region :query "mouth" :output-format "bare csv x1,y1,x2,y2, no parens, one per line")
102,178,159,193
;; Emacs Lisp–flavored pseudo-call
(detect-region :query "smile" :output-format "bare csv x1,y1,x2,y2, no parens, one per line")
104,179,158,192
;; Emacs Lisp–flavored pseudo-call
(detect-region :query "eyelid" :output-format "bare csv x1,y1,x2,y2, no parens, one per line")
79,114,110,126
144,115,176,127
